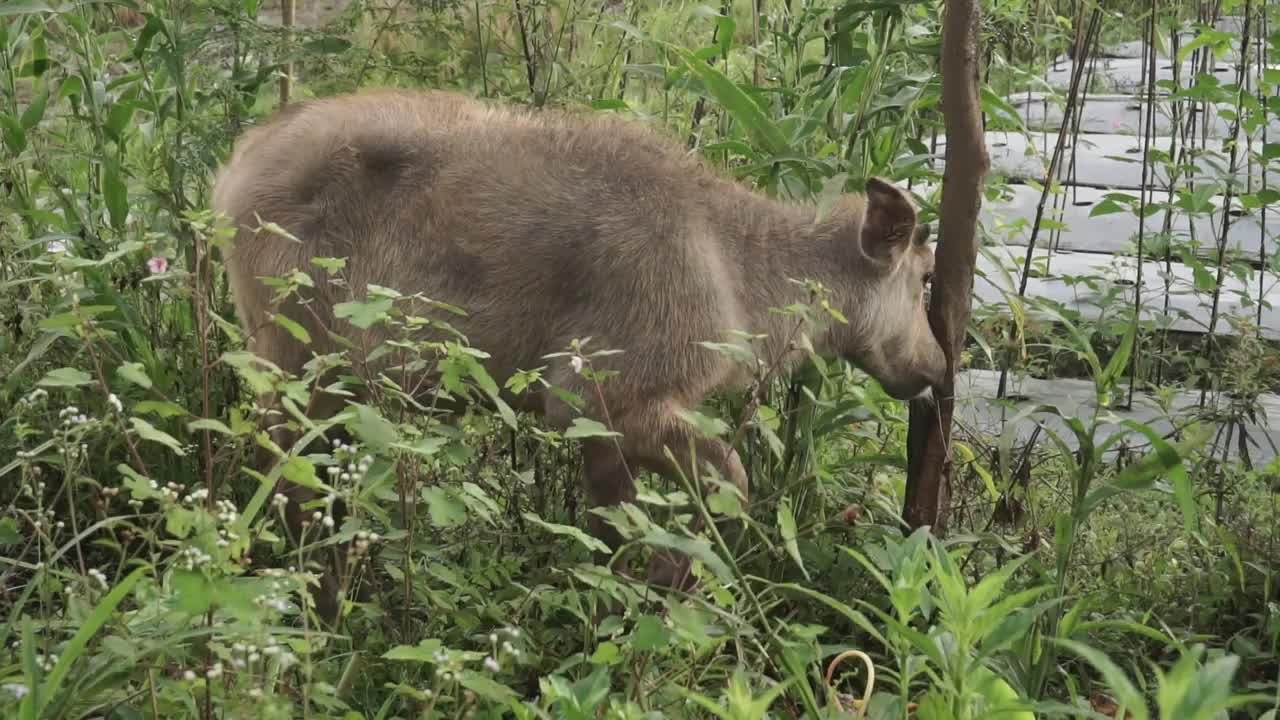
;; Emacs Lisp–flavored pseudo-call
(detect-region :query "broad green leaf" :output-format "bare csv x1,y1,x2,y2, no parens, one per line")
1176,28,1231,65
716,16,735,56
129,417,186,455
674,407,730,438
171,569,212,616
20,84,49,130
458,672,519,704
564,417,621,439
640,529,732,583
187,418,234,435
589,641,620,665
706,484,742,517
422,486,466,527
1098,321,1136,391
0,518,20,546
334,297,393,329
630,615,670,651
134,400,189,418
0,113,24,154
980,85,1024,128
103,157,128,231
671,46,790,156
115,361,153,389
273,313,312,344
104,100,137,143
1121,419,1199,533
37,367,92,387
350,403,397,450
777,496,809,580
311,256,347,274
281,456,327,491
383,639,444,663
523,512,611,554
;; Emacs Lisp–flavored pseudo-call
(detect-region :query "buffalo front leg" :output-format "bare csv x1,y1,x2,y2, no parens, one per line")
257,387,357,627
650,446,749,590
626,406,750,591
580,438,638,570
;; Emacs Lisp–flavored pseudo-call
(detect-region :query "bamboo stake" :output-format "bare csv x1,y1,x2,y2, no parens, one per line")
280,0,295,104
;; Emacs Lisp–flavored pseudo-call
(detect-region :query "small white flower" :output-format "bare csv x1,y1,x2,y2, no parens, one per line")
322,515,334,529
1,683,29,699
107,394,123,413
569,355,584,374
483,656,500,673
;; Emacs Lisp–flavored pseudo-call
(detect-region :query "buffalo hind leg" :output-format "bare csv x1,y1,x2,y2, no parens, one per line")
573,398,749,592
629,407,749,591
256,372,360,627
581,438,638,571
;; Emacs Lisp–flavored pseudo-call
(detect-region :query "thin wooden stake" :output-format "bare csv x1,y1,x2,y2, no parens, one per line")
903,0,989,531
280,0,295,104
1127,0,1160,408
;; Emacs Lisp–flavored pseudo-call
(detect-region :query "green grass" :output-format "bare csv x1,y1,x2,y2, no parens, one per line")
1,0,1279,718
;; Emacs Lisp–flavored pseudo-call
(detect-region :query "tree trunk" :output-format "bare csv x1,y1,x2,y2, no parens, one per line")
903,0,988,530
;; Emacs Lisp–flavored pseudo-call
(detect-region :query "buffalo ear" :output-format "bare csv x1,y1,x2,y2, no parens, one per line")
860,177,918,262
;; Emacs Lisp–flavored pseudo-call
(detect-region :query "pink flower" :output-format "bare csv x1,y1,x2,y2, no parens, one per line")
146,256,168,274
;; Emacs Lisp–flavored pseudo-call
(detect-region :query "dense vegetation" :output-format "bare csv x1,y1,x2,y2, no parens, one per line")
1,0,1278,718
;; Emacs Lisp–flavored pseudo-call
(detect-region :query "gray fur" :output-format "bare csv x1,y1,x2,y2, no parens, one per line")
213,88,946,601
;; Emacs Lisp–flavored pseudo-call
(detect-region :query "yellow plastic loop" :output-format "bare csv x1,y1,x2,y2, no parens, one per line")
824,650,875,716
